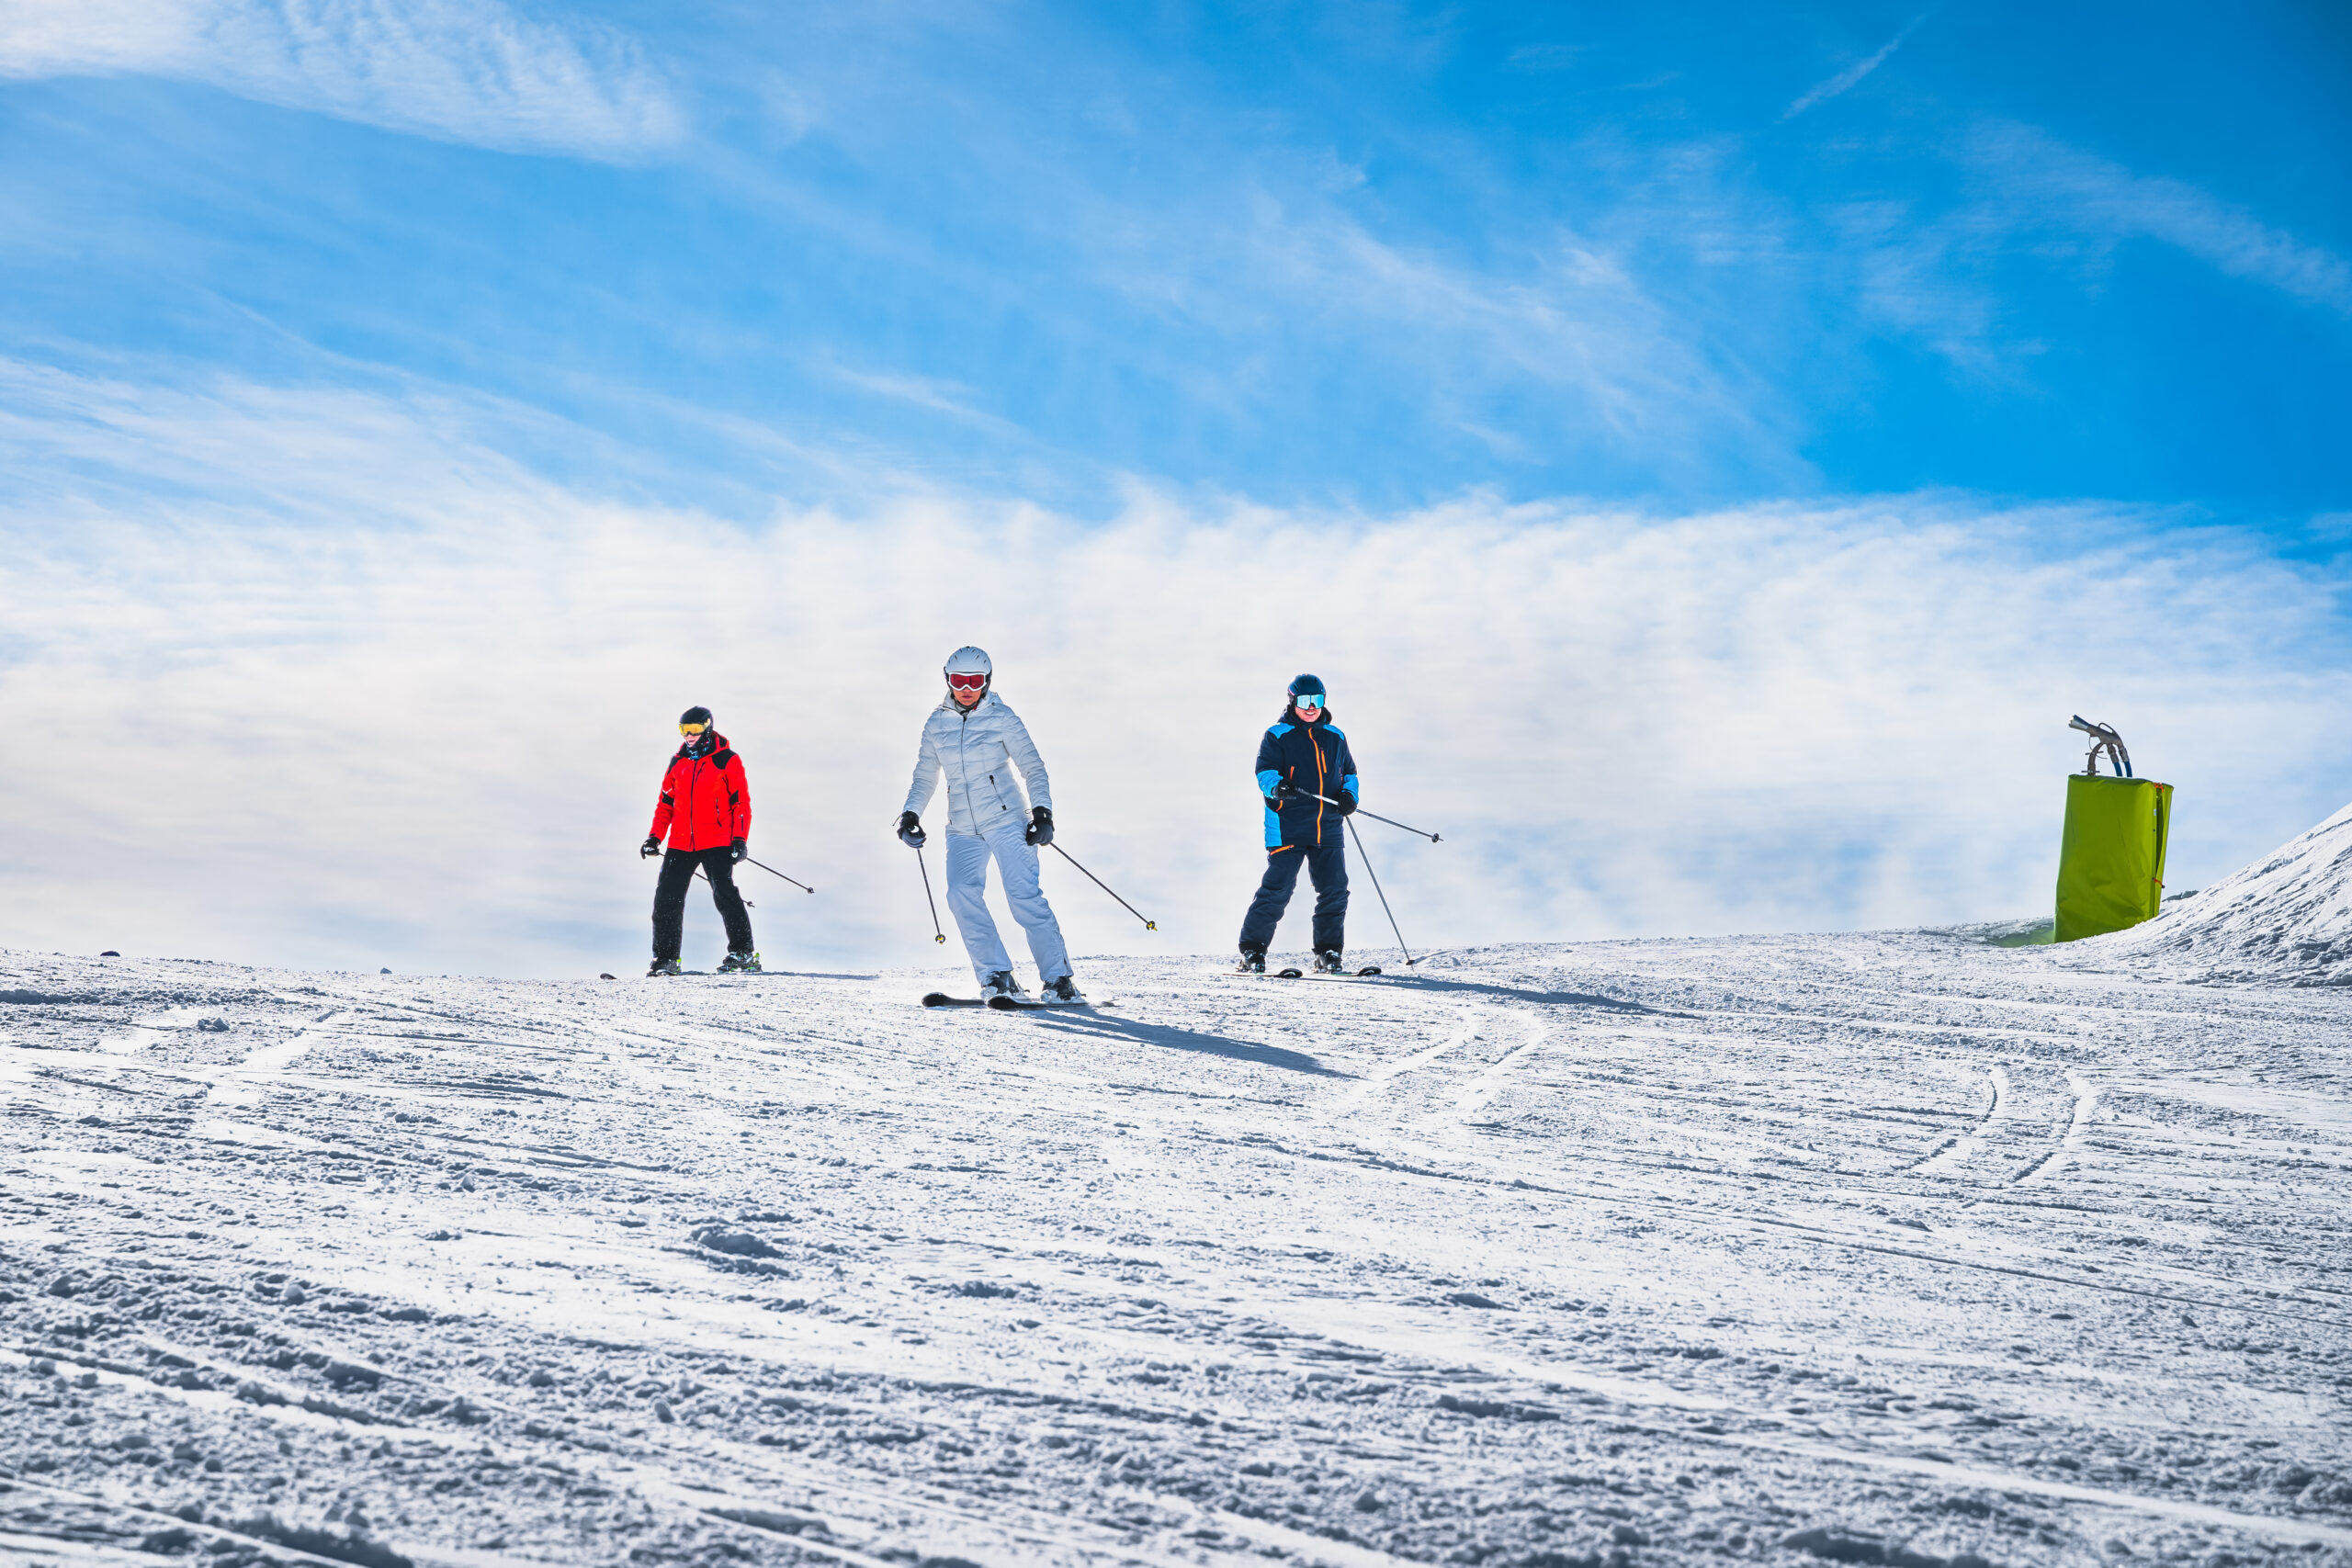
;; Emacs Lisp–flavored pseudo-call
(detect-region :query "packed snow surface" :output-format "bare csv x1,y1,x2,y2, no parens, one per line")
2095,800,2352,985
2,932,2347,1568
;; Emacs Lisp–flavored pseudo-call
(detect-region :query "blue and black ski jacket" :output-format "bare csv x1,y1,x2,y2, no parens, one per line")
1255,706,1359,850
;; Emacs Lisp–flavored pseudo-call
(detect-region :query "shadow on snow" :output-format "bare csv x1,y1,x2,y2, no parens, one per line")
1366,975,1668,1012
1012,1012,1351,1077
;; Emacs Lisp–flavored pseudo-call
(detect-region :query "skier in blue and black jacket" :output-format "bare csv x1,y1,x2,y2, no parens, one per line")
1238,673,1358,974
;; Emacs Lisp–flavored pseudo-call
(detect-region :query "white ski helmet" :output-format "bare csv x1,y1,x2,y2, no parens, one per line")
943,646,991,699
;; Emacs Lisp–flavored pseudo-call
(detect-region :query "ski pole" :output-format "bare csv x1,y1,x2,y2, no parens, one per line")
914,844,946,943
744,856,815,895
1295,790,1441,843
1046,842,1158,931
1345,816,1416,966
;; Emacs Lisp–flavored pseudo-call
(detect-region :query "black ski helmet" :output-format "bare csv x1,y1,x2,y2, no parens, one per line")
679,705,713,728
1287,674,1326,705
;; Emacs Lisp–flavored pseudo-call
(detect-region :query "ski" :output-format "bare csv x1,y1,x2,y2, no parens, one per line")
985,995,1112,1010
921,992,988,1008
1219,965,1377,980
650,971,786,978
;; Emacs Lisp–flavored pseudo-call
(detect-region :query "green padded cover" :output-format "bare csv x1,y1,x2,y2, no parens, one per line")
2054,774,2173,942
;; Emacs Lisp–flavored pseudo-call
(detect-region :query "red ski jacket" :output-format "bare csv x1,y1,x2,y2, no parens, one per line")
649,734,752,852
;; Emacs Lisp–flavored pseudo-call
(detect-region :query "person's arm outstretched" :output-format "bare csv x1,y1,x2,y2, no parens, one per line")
727,750,752,860
899,719,940,846
645,760,677,856
1001,708,1053,815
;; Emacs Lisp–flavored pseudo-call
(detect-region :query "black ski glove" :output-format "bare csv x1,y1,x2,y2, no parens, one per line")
730,837,747,864
640,836,662,859
897,811,926,849
1025,807,1054,847
1334,790,1358,816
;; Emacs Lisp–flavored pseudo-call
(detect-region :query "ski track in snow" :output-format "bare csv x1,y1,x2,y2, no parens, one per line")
0,932,2347,1568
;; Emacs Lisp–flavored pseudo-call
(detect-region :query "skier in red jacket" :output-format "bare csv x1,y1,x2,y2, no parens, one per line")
639,706,757,976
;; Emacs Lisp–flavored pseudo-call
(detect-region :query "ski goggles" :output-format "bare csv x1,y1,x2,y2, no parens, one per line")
946,672,989,692
1290,691,1325,706
678,722,707,735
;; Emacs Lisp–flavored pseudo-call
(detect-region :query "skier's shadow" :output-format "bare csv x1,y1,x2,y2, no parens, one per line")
1013,1013,1351,1077
1365,976,1668,1013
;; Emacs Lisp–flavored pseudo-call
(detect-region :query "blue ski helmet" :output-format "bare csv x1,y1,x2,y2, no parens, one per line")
1287,673,1327,705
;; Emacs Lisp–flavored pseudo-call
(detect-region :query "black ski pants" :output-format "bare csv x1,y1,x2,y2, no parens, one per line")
1239,842,1348,954
652,846,754,962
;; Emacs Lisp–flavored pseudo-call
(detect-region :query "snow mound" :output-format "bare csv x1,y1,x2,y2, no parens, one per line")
2091,797,2352,984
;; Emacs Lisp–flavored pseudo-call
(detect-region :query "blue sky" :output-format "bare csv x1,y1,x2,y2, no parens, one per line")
4,0,2346,520
1,2,2348,976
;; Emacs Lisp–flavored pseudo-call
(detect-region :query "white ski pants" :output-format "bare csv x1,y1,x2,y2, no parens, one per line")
944,819,1070,987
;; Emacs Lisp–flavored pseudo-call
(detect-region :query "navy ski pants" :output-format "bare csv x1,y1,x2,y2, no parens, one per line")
1239,842,1348,953
652,846,754,961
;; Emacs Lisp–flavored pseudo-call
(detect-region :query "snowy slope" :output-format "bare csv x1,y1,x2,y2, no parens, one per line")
2086,799,2352,985
2,937,2348,1568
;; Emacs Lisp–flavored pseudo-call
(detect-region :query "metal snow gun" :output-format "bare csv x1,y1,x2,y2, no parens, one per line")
2052,716,2173,942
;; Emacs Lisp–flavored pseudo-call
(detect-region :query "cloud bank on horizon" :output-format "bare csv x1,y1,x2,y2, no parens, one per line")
2,364,2347,978
0,1,2346,974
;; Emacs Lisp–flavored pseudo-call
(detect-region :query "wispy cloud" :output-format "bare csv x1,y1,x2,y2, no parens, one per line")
0,0,684,160
1783,16,1927,120
826,363,1032,443
1504,42,1587,74
1075,178,1810,490
3,362,2346,977
1828,119,2352,377
1967,121,2352,318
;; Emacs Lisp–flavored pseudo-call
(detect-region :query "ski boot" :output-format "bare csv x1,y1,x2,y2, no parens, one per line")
647,957,684,977
1236,947,1267,975
1041,974,1086,1006
718,951,763,973
1312,949,1348,975
979,969,1030,1002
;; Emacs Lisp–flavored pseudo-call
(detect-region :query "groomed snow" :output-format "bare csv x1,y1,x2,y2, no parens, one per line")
2087,801,2352,986
2,928,2347,1568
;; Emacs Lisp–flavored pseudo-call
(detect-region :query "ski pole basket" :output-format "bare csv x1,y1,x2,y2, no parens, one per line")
2052,716,2173,942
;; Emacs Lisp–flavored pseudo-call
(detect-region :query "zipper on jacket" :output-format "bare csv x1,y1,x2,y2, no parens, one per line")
1314,728,1327,843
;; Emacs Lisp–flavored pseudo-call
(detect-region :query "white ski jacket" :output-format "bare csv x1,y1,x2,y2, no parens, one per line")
903,692,1054,836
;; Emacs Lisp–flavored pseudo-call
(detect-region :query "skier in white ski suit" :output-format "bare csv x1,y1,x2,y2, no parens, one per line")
898,648,1081,1003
